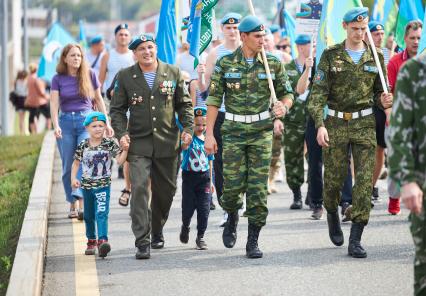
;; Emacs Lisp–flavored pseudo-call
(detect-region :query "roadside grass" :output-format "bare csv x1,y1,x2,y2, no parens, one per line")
0,134,44,295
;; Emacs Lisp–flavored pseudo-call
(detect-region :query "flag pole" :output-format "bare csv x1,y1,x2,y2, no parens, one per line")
357,0,388,94
247,0,278,106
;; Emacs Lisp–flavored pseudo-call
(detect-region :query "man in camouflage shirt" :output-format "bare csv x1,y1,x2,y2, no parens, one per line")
387,52,426,296
283,34,312,211
205,15,294,259
307,8,393,258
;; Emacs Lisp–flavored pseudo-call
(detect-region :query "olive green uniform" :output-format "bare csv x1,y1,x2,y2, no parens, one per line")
110,61,193,248
206,47,294,227
308,41,386,224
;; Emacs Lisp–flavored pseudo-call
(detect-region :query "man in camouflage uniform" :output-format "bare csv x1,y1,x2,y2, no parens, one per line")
205,15,294,259
387,52,426,296
284,34,312,210
307,8,393,258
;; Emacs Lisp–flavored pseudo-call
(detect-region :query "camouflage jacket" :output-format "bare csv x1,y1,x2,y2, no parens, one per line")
206,46,294,119
387,53,426,189
308,40,386,128
110,61,193,157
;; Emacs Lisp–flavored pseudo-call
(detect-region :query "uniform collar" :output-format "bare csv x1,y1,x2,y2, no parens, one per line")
340,40,373,65
234,46,264,65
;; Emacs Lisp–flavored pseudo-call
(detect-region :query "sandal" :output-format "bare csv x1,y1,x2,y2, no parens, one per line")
68,209,78,219
118,189,131,207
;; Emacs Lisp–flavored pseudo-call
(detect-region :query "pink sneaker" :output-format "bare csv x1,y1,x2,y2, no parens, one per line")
388,198,401,215
98,239,111,258
85,239,97,255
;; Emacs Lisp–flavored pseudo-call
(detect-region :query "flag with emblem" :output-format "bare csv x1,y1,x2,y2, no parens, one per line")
37,22,76,83
188,0,218,68
395,0,424,48
157,0,178,64
315,0,359,66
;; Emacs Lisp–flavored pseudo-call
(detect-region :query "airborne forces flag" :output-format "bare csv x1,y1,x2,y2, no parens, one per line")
188,0,218,67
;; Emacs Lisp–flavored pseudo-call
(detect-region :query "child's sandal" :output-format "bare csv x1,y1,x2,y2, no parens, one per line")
118,189,131,207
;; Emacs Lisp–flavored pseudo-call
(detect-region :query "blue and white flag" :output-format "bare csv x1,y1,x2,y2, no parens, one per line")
37,22,76,83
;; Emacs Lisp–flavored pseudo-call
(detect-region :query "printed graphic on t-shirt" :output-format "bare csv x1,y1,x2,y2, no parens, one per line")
74,138,120,189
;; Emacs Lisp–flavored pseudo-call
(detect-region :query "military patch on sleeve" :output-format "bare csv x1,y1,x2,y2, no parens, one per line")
214,65,222,73
285,80,293,92
314,70,325,83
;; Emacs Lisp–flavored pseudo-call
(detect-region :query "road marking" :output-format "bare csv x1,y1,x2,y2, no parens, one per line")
72,219,101,296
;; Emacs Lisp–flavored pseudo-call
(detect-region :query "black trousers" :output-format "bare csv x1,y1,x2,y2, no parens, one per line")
306,116,324,207
181,170,211,237
213,111,225,199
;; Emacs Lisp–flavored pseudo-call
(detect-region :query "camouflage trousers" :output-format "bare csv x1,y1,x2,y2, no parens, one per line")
410,193,426,296
283,99,307,191
270,133,283,172
323,115,376,224
220,127,273,227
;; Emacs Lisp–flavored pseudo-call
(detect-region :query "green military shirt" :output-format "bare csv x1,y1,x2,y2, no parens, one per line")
308,41,386,128
284,60,303,95
387,52,426,189
206,47,294,132
110,60,193,158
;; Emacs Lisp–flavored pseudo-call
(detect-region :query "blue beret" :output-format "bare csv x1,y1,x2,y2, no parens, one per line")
194,107,207,117
238,15,265,33
90,35,103,45
295,34,311,45
84,112,107,126
128,34,156,50
343,7,369,23
114,23,129,34
369,21,384,32
264,28,272,35
221,13,242,25
270,24,280,34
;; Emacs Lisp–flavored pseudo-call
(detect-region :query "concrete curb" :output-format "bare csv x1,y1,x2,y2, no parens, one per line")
6,131,56,296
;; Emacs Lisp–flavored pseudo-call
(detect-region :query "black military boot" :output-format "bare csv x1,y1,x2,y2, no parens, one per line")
348,222,367,258
151,232,164,249
246,224,263,259
135,245,150,259
290,188,303,209
222,211,239,248
326,211,344,246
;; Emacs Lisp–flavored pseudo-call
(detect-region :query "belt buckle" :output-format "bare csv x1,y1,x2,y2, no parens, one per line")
343,112,352,121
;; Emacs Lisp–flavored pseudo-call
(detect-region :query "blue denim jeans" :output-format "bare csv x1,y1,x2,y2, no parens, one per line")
82,186,111,240
57,110,91,203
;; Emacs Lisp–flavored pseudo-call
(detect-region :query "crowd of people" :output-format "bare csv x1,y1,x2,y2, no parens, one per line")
10,6,426,295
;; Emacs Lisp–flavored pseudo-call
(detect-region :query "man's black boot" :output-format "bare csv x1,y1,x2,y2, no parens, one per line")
246,224,263,259
222,211,239,248
327,211,344,246
151,232,165,249
348,222,367,258
290,188,303,209
135,245,150,259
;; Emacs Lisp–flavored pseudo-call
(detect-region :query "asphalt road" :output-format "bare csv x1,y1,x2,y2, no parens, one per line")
42,153,414,296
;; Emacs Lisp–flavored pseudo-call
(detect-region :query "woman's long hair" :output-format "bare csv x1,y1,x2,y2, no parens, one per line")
56,43,94,99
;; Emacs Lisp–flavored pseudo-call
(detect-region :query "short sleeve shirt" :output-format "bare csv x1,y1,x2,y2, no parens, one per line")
181,135,214,172
51,70,100,112
74,138,121,189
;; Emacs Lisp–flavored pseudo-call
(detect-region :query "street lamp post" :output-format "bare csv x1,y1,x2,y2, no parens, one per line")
1,0,10,135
